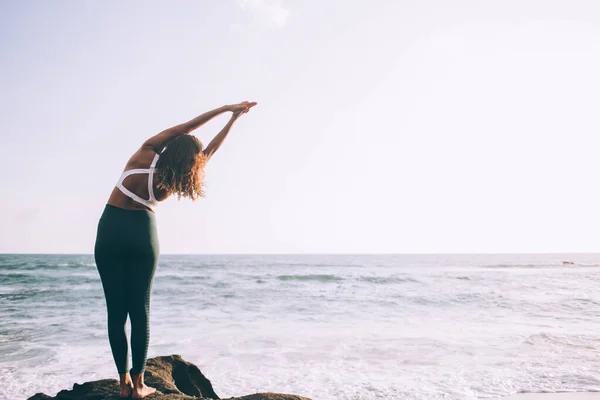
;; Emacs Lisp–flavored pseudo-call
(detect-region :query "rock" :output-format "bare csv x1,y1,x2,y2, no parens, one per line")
27,355,311,400
144,354,219,398
27,395,52,400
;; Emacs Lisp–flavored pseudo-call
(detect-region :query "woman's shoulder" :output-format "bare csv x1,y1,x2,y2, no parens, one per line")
123,146,158,170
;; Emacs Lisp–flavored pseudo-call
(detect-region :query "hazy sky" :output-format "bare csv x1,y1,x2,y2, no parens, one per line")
2,0,600,254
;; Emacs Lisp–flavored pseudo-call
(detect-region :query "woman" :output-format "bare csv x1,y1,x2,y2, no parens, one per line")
94,101,257,399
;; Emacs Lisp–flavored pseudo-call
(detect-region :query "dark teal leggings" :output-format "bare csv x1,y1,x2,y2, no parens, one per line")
94,204,159,375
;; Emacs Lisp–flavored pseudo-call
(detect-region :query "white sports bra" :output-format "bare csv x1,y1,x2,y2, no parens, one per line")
116,153,160,209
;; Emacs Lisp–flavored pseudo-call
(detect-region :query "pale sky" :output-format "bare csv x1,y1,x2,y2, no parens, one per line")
2,0,600,254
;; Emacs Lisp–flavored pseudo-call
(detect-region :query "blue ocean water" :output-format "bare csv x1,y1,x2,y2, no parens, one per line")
1,254,600,400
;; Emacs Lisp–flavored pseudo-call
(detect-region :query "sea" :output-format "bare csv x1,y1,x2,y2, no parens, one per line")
1,253,600,400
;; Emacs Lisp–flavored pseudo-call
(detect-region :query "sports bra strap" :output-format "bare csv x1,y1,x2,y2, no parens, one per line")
150,153,159,168
115,153,160,209
147,154,159,203
120,169,151,179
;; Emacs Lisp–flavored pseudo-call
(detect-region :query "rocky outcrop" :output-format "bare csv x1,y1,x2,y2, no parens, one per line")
27,355,311,400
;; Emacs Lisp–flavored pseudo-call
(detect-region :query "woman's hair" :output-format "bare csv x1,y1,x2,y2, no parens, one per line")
154,135,207,200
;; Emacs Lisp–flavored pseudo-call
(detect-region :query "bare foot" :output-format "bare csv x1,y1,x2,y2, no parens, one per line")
119,382,133,398
132,384,156,399
119,372,133,398
131,372,156,399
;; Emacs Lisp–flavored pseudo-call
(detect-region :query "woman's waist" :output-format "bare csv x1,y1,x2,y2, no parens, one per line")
99,204,157,231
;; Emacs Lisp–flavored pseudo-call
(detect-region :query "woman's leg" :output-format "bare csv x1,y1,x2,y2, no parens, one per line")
95,245,130,374
95,243,134,398
127,251,158,375
95,207,138,397
126,217,159,399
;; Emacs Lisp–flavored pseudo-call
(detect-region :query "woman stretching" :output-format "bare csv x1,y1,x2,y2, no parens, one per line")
94,101,257,398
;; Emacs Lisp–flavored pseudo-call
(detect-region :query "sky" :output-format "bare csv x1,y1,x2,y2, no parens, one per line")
2,0,600,254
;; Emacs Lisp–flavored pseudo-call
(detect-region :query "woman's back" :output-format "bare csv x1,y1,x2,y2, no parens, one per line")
107,147,169,211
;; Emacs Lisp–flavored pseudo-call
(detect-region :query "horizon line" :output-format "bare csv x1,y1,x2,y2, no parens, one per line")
1,252,599,256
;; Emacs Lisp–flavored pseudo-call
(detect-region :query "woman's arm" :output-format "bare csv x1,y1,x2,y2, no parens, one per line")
203,101,257,159
143,105,231,151
202,112,240,159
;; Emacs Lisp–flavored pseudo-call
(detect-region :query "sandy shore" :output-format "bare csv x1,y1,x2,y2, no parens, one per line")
503,393,600,399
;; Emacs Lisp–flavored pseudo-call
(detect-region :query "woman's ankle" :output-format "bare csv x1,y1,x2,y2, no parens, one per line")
131,371,146,386
119,372,132,384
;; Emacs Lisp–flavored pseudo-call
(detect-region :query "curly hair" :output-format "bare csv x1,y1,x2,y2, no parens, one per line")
154,135,207,200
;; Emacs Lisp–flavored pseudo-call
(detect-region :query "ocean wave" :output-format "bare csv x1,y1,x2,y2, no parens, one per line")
0,261,29,269
0,262,94,271
0,288,58,301
0,336,13,344
0,272,97,287
571,298,600,306
485,263,600,269
210,281,231,288
39,263,92,269
358,276,420,284
398,291,507,307
277,274,343,282
485,264,551,269
249,261,365,268
523,333,599,350
157,273,209,281
0,273,33,284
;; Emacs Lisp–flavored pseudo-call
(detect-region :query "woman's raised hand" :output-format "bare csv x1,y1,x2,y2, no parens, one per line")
229,101,257,115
